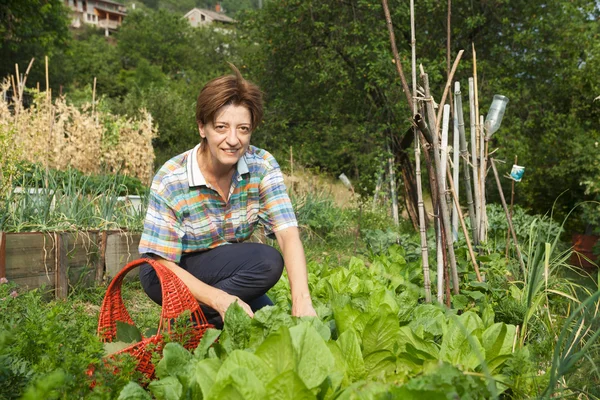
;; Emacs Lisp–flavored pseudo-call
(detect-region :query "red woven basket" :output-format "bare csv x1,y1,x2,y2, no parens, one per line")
96,258,213,380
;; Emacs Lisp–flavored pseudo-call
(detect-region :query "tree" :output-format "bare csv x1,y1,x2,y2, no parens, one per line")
0,0,71,88
239,0,413,193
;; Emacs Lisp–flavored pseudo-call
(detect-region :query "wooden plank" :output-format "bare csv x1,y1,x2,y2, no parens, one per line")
64,231,99,266
55,232,69,299
96,231,107,283
5,233,56,283
64,231,99,290
12,273,54,290
0,231,5,279
105,232,142,280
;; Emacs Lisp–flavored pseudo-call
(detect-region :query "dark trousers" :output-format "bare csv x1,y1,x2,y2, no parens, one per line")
139,243,284,329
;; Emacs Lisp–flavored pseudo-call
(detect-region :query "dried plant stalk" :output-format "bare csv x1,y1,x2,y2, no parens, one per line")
0,82,157,184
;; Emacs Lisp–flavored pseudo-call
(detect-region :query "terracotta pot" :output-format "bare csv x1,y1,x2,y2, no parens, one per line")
570,234,599,269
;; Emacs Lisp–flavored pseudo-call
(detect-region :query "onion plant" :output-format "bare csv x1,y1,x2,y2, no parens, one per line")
1,164,147,233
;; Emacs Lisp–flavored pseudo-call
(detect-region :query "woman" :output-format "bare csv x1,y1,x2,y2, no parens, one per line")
138,65,317,328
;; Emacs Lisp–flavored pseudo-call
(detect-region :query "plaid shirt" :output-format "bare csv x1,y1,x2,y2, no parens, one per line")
138,144,298,263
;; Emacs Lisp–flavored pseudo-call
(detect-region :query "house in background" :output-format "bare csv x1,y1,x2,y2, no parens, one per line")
64,0,127,36
184,6,235,28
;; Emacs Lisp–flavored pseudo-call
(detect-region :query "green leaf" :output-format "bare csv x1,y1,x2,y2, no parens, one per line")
397,326,440,359
208,367,266,400
290,322,336,389
266,370,315,400
336,329,365,381
117,382,152,400
155,342,192,380
148,376,183,400
440,313,486,371
452,294,469,310
103,341,132,356
408,304,446,338
255,326,296,375
363,350,396,380
116,320,142,343
221,301,252,352
216,350,272,387
191,358,221,399
361,307,400,356
482,323,516,372
194,328,222,360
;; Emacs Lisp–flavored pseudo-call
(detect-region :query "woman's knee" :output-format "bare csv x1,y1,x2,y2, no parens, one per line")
252,244,284,285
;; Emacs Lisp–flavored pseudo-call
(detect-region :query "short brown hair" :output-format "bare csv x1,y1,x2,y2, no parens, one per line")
195,64,263,130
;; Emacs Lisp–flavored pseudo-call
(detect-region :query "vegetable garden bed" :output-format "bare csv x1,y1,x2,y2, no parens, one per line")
0,230,141,298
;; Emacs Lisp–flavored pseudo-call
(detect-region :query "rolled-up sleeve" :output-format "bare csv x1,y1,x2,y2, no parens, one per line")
258,166,298,238
138,190,184,262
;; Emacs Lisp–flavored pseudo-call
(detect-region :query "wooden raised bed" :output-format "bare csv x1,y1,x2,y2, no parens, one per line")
0,230,141,298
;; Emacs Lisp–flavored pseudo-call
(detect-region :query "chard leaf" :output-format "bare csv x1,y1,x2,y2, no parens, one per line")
155,342,191,380
408,304,446,338
440,314,486,370
208,367,265,400
334,380,393,399
397,326,439,358
148,376,182,400
367,288,399,314
266,370,315,400
194,328,221,360
192,358,221,399
336,329,365,381
363,350,396,380
482,323,516,372
290,322,335,389
333,304,360,337
361,307,400,356
221,301,252,352
117,382,152,400
299,316,331,341
115,320,142,343
326,341,348,388
216,350,272,387
255,326,296,374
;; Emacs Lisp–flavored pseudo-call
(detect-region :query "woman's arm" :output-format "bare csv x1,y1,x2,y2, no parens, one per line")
153,257,254,319
274,226,317,317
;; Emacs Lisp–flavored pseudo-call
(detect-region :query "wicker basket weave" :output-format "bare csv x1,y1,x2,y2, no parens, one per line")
97,258,213,380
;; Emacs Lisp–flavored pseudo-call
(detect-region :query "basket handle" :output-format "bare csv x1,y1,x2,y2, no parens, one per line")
97,257,209,342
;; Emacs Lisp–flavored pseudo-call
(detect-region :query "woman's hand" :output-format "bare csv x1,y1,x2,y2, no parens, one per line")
292,294,318,317
213,291,254,320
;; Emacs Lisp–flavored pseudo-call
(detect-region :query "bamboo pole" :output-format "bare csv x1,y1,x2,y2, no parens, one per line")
45,56,50,102
469,78,480,246
455,82,478,242
21,59,35,99
14,64,21,102
92,76,97,119
479,114,487,242
410,0,431,302
415,110,460,296
440,105,451,301
434,50,464,136
505,155,518,258
441,105,451,197
452,87,460,240
446,168,482,282
381,0,414,113
388,144,399,226
490,158,526,278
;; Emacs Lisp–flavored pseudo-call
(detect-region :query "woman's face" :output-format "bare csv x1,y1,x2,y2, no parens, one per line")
199,104,252,171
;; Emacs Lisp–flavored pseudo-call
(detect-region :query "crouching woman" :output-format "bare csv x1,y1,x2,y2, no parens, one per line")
137,65,316,328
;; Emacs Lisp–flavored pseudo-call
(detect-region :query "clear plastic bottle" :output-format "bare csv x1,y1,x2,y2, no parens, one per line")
485,95,509,136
